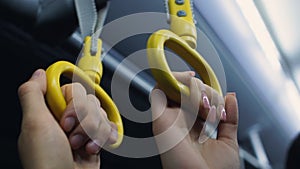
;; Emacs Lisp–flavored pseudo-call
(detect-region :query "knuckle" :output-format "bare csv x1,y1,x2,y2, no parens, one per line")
100,107,108,119
98,116,111,133
72,82,86,92
73,99,88,117
193,77,203,85
99,122,112,142
68,83,87,96
87,94,101,107
21,118,43,134
18,81,38,97
82,118,100,136
87,120,98,132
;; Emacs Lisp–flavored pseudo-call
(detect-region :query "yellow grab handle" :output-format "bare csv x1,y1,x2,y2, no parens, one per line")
45,61,124,149
147,29,222,104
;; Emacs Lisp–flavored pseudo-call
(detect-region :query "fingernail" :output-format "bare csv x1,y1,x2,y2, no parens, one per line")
87,141,100,154
198,125,208,144
64,117,75,132
220,107,227,121
111,128,118,141
31,69,42,79
70,135,84,149
207,105,216,123
202,92,210,109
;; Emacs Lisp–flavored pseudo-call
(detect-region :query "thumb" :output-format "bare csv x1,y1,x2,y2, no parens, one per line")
18,69,74,169
18,69,52,125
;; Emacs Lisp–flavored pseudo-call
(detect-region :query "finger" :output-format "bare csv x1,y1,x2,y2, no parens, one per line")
61,82,87,106
105,121,118,145
202,82,224,122
84,105,113,154
60,83,88,133
172,71,223,107
96,121,119,154
172,71,223,108
182,77,201,115
68,95,101,150
192,77,223,109
151,88,178,133
217,93,239,143
150,88,168,122
18,69,53,126
182,77,224,121
203,83,224,109
172,71,195,86
69,95,112,153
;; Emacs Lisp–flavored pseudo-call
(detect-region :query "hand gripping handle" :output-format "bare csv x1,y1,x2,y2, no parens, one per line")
45,37,124,149
147,29,223,104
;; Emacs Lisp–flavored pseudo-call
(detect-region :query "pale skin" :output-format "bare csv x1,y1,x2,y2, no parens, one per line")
17,69,118,169
18,69,239,169
150,71,240,169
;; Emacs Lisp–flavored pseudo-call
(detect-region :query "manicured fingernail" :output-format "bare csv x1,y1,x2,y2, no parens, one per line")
202,92,210,109
198,125,208,144
207,105,216,123
31,69,42,79
64,117,75,132
87,141,100,154
70,135,84,149
217,105,227,121
220,107,227,121
112,128,118,142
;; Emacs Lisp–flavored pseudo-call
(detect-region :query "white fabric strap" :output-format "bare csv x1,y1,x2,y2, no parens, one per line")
74,0,97,39
74,0,110,55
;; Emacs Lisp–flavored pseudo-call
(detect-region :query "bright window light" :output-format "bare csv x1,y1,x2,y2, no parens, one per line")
294,68,300,92
235,0,300,132
256,1,300,59
235,0,281,71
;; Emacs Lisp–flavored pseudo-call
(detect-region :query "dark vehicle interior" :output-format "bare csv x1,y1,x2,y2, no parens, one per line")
1,0,300,169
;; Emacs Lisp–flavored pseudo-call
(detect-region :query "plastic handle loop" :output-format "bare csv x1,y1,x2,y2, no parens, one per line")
45,62,123,149
147,29,223,103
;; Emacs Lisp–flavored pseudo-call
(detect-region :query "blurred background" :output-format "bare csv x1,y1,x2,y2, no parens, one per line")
0,0,300,168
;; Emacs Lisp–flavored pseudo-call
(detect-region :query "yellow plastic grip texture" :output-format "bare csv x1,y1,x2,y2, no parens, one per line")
169,0,197,48
147,29,222,103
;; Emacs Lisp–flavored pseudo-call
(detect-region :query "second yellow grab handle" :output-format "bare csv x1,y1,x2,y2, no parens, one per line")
147,29,223,103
